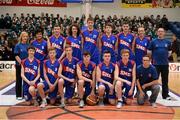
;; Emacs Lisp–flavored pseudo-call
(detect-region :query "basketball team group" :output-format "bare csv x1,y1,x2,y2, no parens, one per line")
14,17,172,109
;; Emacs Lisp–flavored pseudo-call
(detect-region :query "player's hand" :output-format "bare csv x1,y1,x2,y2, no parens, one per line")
139,91,145,98
31,81,36,86
49,84,55,92
107,82,114,90
70,79,75,83
142,84,147,90
90,80,93,87
128,88,133,96
126,81,131,86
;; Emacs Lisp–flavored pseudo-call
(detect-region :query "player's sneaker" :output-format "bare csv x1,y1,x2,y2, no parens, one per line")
98,99,104,106
79,100,84,108
151,103,157,108
33,100,39,106
59,99,65,108
40,101,47,108
116,101,123,109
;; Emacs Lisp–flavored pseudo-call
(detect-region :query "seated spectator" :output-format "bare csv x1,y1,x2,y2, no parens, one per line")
171,34,180,62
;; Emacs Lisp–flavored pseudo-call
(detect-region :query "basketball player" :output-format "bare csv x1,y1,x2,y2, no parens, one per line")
21,46,40,106
115,49,136,107
132,27,150,67
66,24,82,61
97,50,116,106
37,47,60,108
117,22,135,60
31,29,47,79
100,23,118,63
58,45,79,108
47,24,66,61
82,17,100,65
77,51,96,108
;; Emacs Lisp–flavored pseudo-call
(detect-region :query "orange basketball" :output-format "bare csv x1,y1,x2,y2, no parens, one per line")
86,94,98,106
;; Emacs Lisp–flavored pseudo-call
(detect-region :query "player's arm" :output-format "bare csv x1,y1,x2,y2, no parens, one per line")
98,35,102,54
59,39,66,61
115,36,118,54
33,64,40,83
130,63,136,90
114,64,131,85
91,66,96,93
43,63,52,86
58,62,74,82
77,64,92,82
136,79,144,94
80,34,84,50
46,36,51,50
14,46,21,64
132,37,136,53
96,65,110,85
21,64,30,85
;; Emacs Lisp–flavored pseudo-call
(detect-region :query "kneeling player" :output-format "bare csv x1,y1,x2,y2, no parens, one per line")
115,49,136,108
37,47,60,108
58,45,78,108
97,50,116,106
21,46,40,106
77,51,96,108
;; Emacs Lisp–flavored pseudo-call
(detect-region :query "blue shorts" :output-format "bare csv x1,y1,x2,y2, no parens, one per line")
64,80,75,99
122,83,134,98
98,82,116,99
42,81,58,99
23,80,39,101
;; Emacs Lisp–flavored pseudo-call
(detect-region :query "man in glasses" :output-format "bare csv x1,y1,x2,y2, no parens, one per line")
136,55,160,107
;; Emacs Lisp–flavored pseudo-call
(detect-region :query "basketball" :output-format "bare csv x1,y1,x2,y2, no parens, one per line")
86,94,98,106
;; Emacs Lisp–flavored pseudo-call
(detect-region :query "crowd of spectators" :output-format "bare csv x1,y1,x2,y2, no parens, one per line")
0,13,170,60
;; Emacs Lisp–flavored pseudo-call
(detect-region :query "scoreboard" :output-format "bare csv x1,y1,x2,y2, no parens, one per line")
61,0,114,3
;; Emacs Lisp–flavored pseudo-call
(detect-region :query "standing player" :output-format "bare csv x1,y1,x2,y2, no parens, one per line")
21,46,40,106
82,17,100,65
66,24,82,61
31,29,47,80
77,51,96,108
37,47,60,108
47,24,66,61
97,50,116,106
58,45,79,108
100,23,118,63
115,49,136,107
117,22,135,60
132,27,150,67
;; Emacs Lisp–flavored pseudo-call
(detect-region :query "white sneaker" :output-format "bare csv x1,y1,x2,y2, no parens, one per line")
116,101,123,109
17,97,23,100
79,100,84,108
165,96,171,100
33,100,39,106
59,99,65,108
40,101,47,108
151,103,157,108
98,100,104,106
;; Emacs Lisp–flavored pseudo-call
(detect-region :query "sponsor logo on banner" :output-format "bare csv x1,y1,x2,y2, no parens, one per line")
0,61,15,71
169,63,180,72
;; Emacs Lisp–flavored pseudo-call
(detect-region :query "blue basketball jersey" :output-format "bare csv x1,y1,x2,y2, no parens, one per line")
101,34,117,63
66,36,82,61
31,39,47,61
61,57,79,79
49,35,65,59
117,32,134,60
22,58,40,81
44,59,60,84
134,37,150,66
78,61,96,79
118,60,135,82
98,62,115,84
82,29,100,64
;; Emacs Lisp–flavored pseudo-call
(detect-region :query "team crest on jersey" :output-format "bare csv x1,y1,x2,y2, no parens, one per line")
165,44,168,47
129,68,132,72
55,67,57,72
112,40,115,44
148,73,152,77
42,46,44,49
93,35,97,38
60,41,62,45
34,66,37,70
128,39,131,42
145,43,147,46
89,71,92,74
110,69,113,73
73,65,76,69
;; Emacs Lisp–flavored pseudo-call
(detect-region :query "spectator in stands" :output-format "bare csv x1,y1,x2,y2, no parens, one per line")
161,14,169,31
0,15,5,29
171,34,180,62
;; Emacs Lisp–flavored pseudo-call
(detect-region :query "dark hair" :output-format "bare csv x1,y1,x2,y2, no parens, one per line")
87,17,94,22
103,50,111,55
105,23,113,28
35,28,43,35
122,22,129,26
83,51,91,56
143,54,151,59
53,24,61,28
27,46,35,51
68,24,80,36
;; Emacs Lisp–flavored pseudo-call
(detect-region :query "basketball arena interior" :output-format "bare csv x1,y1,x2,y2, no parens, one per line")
0,0,180,119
